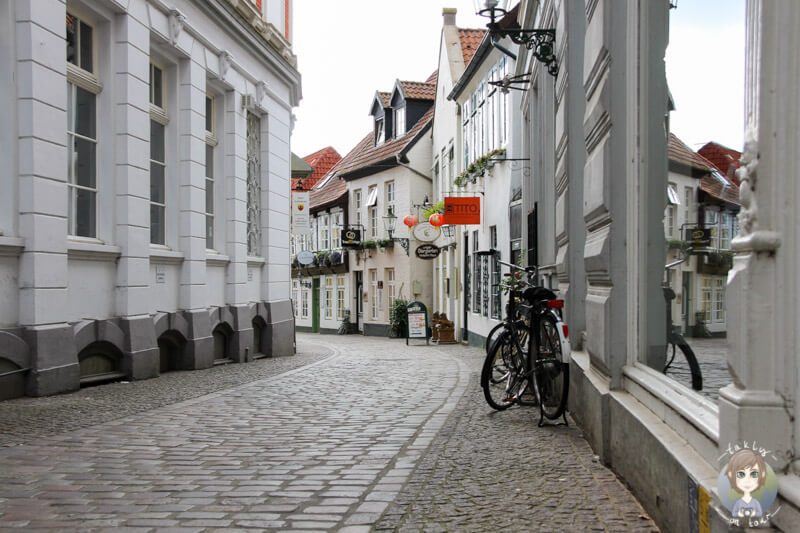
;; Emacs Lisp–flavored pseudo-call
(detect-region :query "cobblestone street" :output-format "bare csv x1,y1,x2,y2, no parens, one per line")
0,334,657,532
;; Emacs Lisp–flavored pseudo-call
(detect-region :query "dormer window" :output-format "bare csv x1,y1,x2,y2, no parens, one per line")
375,117,385,146
394,105,406,137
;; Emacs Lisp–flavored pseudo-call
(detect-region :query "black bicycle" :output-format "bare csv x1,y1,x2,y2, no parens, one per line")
477,250,570,426
663,252,702,391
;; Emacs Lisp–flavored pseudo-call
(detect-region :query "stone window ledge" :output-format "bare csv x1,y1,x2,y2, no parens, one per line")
247,256,265,267
206,252,230,266
0,236,25,257
67,239,121,262
149,246,184,265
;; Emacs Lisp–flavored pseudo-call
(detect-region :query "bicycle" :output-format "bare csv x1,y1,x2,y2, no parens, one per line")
477,250,571,426
663,251,703,391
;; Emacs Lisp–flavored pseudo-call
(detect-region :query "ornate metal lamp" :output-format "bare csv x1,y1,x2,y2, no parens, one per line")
475,0,558,76
383,206,409,255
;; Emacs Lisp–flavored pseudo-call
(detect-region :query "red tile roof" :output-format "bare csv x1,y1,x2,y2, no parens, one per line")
399,80,436,100
336,106,435,179
294,146,341,190
697,142,742,185
309,135,372,211
669,134,740,206
378,91,391,106
459,29,486,66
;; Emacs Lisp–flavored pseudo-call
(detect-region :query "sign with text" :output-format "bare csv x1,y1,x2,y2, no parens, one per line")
341,228,362,247
685,227,712,247
444,196,481,224
292,191,311,235
415,244,441,260
406,300,430,345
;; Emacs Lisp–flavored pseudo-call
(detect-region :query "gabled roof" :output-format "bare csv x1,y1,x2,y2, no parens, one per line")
336,106,435,180
308,138,369,212
397,80,436,100
294,146,341,190
668,133,712,173
458,29,486,66
669,134,740,207
697,141,742,185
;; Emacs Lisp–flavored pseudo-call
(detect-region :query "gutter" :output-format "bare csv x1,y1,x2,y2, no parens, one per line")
396,155,431,181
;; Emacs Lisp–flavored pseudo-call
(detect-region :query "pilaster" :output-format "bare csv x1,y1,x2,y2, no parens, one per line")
177,52,208,310
225,90,249,304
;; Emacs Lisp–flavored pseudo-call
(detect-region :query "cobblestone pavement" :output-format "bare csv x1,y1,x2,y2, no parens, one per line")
0,333,657,532
664,337,730,401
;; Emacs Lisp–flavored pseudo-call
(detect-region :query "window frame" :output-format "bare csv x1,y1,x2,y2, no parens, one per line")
205,94,218,250
394,105,406,137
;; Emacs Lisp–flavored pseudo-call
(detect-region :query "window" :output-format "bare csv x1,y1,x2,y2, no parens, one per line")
370,206,378,238
472,230,480,313
433,159,440,187
292,280,299,317
375,117,385,146
301,289,309,318
701,277,713,323
704,209,719,248
719,212,731,250
149,63,164,108
370,269,378,320
385,181,395,207
355,189,362,228
205,95,216,249
66,13,98,238
386,268,395,311
684,186,692,226
246,113,262,255
666,206,675,238
490,226,501,319
394,105,406,137
337,276,346,320
366,186,378,207
321,215,330,250
332,212,342,249
149,117,167,244
714,278,726,322
325,277,333,319
448,146,455,187
462,100,471,168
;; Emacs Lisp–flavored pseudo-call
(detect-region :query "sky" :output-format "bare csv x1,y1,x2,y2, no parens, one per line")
291,0,746,159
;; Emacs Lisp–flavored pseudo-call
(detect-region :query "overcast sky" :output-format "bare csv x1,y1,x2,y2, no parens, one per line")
291,0,745,159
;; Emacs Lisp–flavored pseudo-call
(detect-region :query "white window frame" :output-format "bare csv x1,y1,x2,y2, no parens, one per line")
375,117,385,146
332,212,342,249
321,214,330,250
301,289,309,318
394,105,406,137
370,269,378,320
385,181,395,207
336,276,346,320
205,94,217,250
325,277,333,319
149,61,169,245
386,268,395,312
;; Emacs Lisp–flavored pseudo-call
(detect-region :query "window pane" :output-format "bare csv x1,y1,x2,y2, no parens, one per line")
74,86,96,139
150,162,165,204
205,96,213,132
206,215,214,249
150,121,165,162
150,65,163,107
205,144,214,179
74,137,96,188
75,188,96,237
206,178,214,214
66,14,77,66
79,21,92,72
150,204,165,244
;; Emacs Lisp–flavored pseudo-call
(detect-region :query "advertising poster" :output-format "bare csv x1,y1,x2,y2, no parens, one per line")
292,191,311,235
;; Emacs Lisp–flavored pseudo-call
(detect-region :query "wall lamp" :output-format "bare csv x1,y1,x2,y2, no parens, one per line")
475,0,559,76
383,206,410,255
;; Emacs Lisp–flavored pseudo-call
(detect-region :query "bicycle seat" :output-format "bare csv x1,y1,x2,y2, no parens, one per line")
522,286,556,304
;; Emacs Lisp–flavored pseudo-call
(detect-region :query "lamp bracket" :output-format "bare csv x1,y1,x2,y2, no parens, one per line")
489,24,558,77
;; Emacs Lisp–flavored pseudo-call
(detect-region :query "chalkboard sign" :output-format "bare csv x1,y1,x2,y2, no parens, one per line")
406,301,430,345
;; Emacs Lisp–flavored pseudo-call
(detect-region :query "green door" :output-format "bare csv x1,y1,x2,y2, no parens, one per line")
312,277,320,333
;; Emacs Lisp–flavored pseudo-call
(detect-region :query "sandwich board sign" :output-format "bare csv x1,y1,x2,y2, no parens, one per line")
406,301,430,345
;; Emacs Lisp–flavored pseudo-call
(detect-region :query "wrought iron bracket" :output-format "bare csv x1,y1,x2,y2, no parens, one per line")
490,25,558,76
394,238,410,256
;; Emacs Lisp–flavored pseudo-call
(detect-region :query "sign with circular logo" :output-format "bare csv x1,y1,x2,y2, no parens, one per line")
297,250,316,265
415,244,441,260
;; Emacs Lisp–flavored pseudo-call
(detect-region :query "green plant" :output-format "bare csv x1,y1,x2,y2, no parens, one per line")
666,239,689,252
377,239,394,248
389,298,409,338
361,240,378,249
423,200,445,219
453,148,507,188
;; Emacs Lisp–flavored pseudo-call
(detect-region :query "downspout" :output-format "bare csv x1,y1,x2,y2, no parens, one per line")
491,33,517,61
395,155,431,181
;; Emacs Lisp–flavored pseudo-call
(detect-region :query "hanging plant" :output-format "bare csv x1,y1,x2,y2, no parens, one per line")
453,148,507,188
329,251,342,265
378,239,394,248
423,200,445,219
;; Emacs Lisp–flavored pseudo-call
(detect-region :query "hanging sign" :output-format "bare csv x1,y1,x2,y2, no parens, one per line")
296,250,315,265
341,228,362,247
415,244,441,260
685,227,712,247
444,196,481,224
292,191,311,235
406,300,430,345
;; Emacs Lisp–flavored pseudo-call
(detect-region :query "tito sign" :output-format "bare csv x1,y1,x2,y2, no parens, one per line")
444,196,480,224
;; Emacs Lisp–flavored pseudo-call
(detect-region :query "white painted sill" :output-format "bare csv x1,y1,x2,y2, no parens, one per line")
149,245,184,265
67,238,121,262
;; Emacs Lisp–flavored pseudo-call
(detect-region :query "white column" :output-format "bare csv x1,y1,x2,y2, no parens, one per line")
177,53,208,310
224,90,248,305
113,5,151,317
718,0,795,473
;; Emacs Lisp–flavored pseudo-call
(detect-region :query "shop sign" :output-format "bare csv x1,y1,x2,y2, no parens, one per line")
297,250,315,265
685,227,712,247
444,196,480,224
292,191,311,235
415,244,441,259
406,300,430,345
342,228,362,247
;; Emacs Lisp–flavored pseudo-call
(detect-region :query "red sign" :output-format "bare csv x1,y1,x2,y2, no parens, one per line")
444,197,481,224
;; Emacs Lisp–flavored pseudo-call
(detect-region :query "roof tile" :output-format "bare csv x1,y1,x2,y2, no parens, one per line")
458,29,486,66
293,146,341,190
399,80,436,100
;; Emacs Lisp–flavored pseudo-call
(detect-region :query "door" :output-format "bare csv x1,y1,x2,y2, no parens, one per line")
462,233,469,342
312,277,320,333
355,271,363,333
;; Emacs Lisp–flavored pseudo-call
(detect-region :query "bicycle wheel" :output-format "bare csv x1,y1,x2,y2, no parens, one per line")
674,340,703,391
481,330,528,411
534,315,569,420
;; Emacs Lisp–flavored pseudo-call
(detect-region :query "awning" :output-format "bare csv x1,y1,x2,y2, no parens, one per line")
667,184,680,205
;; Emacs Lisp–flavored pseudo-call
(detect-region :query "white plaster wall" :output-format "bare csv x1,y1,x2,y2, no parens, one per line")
148,263,181,313
207,265,226,307
67,260,116,322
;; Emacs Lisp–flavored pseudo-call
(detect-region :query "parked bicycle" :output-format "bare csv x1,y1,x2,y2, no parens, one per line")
476,250,571,426
663,250,703,391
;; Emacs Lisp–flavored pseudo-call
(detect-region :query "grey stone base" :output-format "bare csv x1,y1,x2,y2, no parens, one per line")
465,330,488,349
295,326,338,335
1,300,297,401
569,355,731,532
362,323,390,337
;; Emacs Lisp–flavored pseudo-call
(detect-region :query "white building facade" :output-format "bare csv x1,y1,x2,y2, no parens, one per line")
0,0,300,399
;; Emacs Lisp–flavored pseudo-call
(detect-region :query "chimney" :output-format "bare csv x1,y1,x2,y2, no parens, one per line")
443,7,457,27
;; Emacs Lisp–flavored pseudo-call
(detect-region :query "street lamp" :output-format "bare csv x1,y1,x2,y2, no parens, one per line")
383,206,409,255
474,0,558,76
